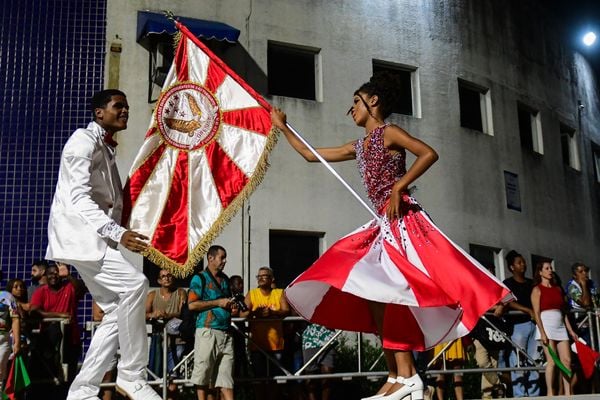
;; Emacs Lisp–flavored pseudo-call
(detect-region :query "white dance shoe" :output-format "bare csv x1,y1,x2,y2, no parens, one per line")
361,376,397,400
115,377,162,400
382,374,424,400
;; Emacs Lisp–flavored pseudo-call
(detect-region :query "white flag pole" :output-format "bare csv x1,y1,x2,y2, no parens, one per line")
285,122,380,221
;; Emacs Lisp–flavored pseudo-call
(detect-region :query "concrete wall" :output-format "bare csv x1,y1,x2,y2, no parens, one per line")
106,0,600,289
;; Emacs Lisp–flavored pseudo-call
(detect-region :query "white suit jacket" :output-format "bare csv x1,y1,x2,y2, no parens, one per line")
46,122,124,263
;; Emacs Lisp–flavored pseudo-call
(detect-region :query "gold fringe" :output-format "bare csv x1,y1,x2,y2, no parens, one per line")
172,31,182,49
143,127,281,278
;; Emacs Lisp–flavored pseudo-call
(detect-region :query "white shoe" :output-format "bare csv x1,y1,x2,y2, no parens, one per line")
362,377,397,400
115,377,161,400
382,374,424,400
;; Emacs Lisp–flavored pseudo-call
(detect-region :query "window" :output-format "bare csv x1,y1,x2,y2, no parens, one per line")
149,38,175,92
469,244,504,279
560,123,580,170
593,142,600,183
373,60,421,117
517,102,543,154
269,230,323,288
267,41,321,101
458,79,493,135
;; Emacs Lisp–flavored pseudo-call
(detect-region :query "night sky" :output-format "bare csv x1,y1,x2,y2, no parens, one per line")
547,0,600,76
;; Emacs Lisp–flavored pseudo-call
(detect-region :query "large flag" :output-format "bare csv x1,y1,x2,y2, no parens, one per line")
124,21,276,277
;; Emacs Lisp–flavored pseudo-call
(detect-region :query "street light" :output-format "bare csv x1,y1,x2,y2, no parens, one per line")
583,31,597,46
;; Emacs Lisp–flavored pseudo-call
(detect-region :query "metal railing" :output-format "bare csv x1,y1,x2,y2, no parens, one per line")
57,309,600,399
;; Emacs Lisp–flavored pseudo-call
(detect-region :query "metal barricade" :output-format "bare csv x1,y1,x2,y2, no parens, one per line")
82,309,600,399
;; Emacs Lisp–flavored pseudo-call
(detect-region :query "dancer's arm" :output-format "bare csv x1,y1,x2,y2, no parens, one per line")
271,108,356,162
383,125,438,220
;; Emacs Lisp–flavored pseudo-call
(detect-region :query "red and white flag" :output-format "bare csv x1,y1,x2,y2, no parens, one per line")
124,21,276,277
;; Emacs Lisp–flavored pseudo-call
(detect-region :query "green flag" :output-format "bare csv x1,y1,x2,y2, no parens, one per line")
546,344,573,378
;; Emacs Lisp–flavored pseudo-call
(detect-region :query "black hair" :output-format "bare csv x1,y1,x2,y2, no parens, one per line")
31,259,49,269
45,263,59,273
505,250,522,267
207,245,226,258
571,262,588,274
90,89,126,120
353,71,403,119
6,279,27,303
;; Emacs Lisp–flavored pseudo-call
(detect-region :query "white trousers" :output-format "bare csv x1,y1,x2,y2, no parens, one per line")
67,247,149,400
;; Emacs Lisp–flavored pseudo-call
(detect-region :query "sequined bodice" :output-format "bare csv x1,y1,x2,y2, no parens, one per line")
355,125,406,213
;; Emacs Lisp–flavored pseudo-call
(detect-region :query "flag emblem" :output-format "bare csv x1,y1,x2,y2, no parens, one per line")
124,21,276,276
157,82,221,150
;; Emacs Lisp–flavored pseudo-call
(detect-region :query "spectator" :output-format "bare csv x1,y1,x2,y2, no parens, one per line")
302,323,337,400
6,279,30,317
229,275,250,379
146,268,186,399
6,278,34,353
30,263,84,383
432,340,465,400
28,259,49,301
0,289,20,393
566,262,596,343
470,303,509,399
242,266,289,400
188,245,235,400
531,260,578,396
502,250,540,397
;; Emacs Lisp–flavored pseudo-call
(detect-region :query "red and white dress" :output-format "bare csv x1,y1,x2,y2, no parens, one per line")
285,125,513,351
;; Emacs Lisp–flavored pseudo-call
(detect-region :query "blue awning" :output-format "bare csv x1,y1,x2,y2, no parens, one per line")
136,11,240,48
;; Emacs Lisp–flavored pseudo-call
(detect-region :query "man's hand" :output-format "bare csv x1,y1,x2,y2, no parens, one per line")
120,230,149,253
217,298,233,310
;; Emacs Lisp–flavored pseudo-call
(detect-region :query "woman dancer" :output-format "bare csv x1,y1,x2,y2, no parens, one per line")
531,261,577,396
272,73,513,400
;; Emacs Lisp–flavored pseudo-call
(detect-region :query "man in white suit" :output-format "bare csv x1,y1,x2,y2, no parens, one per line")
46,89,161,400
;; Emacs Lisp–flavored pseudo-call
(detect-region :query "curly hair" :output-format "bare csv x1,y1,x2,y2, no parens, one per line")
505,250,523,268
354,71,403,119
6,278,27,303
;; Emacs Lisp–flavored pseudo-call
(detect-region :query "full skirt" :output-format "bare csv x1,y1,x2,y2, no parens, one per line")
285,196,513,351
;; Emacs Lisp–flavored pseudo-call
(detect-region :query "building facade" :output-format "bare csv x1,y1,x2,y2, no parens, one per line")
2,0,599,293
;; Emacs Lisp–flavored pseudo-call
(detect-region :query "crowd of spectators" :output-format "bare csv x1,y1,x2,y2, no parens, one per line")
1,249,598,400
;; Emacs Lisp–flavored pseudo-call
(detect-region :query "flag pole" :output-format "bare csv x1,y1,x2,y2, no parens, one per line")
285,122,380,220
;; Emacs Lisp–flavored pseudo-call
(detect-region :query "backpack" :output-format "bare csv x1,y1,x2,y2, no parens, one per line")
178,273,205,343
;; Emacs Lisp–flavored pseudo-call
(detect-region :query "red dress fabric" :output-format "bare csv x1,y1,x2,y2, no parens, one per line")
285,125,514,350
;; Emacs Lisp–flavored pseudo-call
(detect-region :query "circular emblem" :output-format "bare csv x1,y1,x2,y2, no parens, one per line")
156,82,221,150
